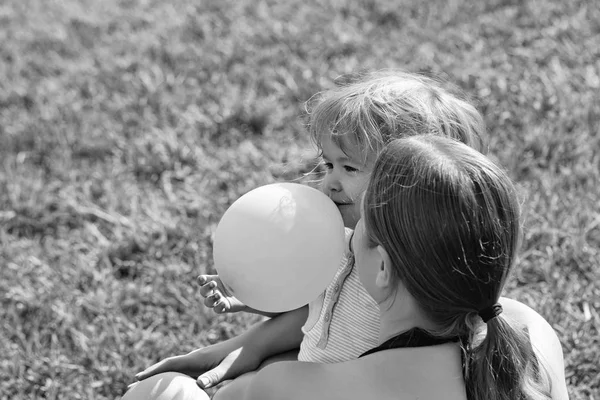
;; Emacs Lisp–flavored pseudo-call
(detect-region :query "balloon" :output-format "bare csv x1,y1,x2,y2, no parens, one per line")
122,373,209,400
213,182,345,312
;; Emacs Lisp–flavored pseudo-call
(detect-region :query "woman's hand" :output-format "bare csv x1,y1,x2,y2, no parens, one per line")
198,274,248,314
135,341,262,389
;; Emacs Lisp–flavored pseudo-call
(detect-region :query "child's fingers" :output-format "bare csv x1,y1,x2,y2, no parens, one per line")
135,357,174,381
213,299,229,314
196,274,218,287
203,291,221,308
203,297,214,308
198,281,217,298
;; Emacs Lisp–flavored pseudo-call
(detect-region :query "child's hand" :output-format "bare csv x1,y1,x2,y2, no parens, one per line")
198,274,248,314
134,342,261,389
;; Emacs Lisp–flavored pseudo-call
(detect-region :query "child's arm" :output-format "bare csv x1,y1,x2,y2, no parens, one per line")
198,275,281,318
135,305,308,389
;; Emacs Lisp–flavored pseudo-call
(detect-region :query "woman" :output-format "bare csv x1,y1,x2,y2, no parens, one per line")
125,135,568,400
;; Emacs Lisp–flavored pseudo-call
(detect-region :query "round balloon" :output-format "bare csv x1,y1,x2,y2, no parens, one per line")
122,373,209,400
213,182,345,312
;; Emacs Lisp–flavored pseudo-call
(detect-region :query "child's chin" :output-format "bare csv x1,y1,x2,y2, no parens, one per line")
338,207,358,228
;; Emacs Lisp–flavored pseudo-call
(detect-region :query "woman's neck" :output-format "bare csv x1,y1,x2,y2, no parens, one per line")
377,292,438,344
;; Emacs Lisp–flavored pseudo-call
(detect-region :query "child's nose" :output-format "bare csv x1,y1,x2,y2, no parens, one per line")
322,172,342,193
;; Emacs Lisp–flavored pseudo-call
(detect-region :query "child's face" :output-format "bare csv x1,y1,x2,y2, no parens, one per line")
320,136,373,229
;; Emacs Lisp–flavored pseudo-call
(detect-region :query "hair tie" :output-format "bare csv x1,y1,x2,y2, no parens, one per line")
478,303,503,323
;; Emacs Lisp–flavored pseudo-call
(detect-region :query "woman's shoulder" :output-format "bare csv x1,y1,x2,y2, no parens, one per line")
499,297,569,400
245,347,467,400
500,297,550,323
243,359,374,400
243,361,346,400
499,297,562,351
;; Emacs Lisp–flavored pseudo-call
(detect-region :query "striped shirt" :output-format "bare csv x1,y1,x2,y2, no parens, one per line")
298,229,380,363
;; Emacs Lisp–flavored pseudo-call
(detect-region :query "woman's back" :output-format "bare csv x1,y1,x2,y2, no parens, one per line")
246,342,466,400
243,298,566,400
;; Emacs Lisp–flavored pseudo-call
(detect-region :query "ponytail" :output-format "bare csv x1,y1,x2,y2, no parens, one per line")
466,315,552,400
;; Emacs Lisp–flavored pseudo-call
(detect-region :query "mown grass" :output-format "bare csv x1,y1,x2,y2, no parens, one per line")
0,0,598,398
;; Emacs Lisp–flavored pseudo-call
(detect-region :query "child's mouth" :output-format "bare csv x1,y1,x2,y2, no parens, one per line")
335,202,352,208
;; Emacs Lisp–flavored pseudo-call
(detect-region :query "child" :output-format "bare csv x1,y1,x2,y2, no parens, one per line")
200,69,485,362
135,69,487,388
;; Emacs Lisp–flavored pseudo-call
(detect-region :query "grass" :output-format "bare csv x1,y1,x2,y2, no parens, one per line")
0,0,598,398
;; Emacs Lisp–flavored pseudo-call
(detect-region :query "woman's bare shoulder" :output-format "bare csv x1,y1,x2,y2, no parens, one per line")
499,297,563,352
246,358,398,400
499,297,569,400
242,361,334,400
244,348,466,400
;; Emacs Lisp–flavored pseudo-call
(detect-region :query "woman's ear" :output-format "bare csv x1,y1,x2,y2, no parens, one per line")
375,245,393,289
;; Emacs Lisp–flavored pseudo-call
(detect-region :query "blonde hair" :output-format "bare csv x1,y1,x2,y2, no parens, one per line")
364,135,551,400
307,70,485,163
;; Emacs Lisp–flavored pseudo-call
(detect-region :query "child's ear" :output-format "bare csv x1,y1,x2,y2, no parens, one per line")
375,245,393,288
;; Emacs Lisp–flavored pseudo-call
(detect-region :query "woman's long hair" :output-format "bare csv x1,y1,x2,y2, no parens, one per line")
363,135,551,400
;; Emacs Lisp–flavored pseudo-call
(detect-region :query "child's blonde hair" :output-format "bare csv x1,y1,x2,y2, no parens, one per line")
307,70,485,162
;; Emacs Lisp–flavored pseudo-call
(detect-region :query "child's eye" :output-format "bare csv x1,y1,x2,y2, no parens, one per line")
344,165,359,173
322,162,333,171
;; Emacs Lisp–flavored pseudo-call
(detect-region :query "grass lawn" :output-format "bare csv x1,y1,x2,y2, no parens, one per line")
1,0,598,398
